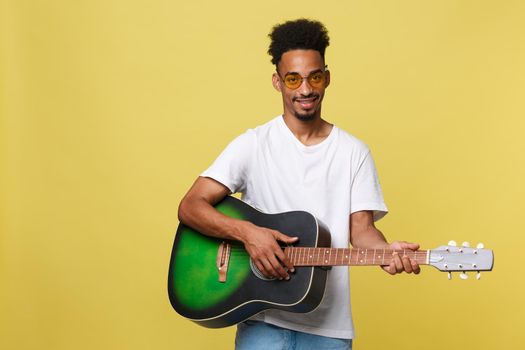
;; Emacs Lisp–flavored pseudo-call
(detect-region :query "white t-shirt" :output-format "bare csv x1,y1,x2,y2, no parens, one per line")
201,115,388,339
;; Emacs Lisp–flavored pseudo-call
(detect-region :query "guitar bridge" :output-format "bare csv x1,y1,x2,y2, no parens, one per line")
216,241,231,283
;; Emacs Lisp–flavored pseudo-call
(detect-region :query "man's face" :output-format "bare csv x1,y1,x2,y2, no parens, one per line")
272,49,330,122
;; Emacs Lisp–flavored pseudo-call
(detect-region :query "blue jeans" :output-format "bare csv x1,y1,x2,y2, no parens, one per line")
235,320,353,350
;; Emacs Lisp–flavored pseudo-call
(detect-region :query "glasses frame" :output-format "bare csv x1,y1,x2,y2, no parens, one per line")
277,65,329,90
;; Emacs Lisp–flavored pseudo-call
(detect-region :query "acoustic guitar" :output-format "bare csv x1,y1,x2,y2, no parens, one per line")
167,196,494,328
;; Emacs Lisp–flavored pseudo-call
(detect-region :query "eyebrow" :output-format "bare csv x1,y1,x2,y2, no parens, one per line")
283,68,324,76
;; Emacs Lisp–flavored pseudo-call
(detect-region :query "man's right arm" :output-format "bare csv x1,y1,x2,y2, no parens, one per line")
178,176,297,280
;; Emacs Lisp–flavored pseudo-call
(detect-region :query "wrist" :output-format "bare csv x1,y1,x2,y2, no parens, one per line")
231,219,254,243
352,239,390,250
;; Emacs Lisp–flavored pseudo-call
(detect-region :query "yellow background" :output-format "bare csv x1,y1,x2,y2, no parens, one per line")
2,0,524,349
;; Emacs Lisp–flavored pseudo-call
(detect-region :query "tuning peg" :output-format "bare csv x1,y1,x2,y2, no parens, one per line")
476,243,484,249
448,272,452,280
460,272,469,280
476,272,481,280
448,240,457,246
462,241,470,247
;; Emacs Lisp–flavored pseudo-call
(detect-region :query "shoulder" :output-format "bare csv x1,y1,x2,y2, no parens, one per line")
250,116,281,138
335,127,370,156
230,116,282,146
225,116,280,150
228,122,265,147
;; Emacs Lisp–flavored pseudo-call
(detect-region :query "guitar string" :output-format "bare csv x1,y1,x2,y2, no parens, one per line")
226,247,429,255
226,247,429,264
227,247,429,256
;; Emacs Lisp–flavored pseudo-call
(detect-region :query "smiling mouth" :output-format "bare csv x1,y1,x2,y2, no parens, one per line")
294,95,319,109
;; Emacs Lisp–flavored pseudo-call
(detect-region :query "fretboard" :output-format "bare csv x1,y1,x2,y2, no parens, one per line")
283,247,429,266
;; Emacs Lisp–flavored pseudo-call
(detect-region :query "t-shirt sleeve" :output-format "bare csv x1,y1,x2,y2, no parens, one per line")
350,151,388,221
200,130,255,194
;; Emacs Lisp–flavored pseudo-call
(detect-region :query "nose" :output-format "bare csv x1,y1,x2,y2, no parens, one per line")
297,77,313,95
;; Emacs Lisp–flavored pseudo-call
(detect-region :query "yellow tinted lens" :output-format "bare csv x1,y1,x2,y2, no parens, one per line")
307,72,325,87
284,73,302,89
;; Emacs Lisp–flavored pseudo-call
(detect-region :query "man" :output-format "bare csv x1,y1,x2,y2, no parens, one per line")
178,19,420,350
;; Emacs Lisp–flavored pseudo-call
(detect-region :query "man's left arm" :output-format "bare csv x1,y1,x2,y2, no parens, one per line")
349,210,421,275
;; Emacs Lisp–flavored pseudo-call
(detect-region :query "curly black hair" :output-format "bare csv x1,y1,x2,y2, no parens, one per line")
268,19,330,66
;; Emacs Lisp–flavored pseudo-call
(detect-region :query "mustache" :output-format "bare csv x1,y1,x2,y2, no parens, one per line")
293,93,319,102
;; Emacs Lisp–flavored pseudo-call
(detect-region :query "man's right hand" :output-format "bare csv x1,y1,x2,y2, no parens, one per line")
238,221,298,280
178,177,298,280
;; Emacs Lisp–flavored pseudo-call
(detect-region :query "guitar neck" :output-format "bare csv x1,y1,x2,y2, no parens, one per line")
284,247,429,266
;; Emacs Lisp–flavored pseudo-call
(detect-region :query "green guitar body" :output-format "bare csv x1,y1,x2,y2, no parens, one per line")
167,196,331,328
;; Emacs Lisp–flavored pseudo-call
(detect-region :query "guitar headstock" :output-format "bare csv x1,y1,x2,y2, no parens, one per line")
429,241,494,280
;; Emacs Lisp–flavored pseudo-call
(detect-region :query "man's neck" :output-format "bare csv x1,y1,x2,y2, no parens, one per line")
281,114,333,147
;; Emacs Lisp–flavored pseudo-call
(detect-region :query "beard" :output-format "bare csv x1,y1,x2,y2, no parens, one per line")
292,93,320,122
293,110,317,121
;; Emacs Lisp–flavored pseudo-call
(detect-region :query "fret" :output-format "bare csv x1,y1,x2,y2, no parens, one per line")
304,247,308,265
306,247,309,265
302,247,306,265
305,247,308,265
305,247,309,265
306,247,310,265
287,247,429,267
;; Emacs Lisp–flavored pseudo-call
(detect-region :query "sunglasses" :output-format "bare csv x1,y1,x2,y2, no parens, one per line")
277,68,328,90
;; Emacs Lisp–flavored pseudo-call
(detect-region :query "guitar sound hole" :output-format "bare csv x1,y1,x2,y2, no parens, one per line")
249,259,276,281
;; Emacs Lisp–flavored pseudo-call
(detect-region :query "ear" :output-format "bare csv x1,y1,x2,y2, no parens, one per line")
325,70,331,88
272,73,282,92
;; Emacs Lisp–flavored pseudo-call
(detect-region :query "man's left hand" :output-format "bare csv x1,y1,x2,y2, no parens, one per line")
381,241,421,275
